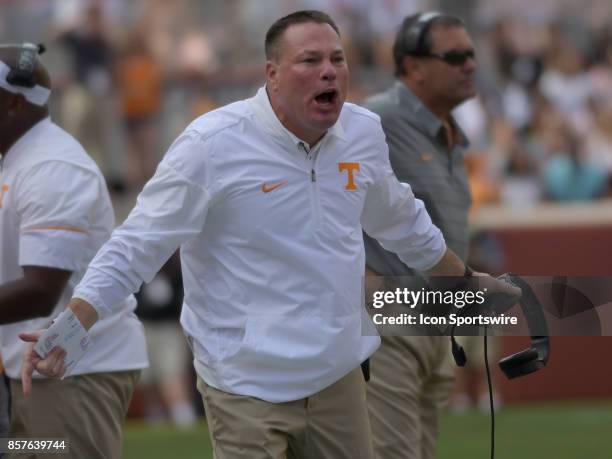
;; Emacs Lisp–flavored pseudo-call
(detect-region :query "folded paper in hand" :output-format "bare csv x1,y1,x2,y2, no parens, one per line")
34,308,92,378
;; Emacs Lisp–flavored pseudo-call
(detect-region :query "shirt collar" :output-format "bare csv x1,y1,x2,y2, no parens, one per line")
249,86,347,147
3,117,51,169
395,81,468,148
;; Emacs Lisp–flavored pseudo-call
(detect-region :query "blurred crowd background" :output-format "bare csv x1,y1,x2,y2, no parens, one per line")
3,0,612,208
3,0,612,426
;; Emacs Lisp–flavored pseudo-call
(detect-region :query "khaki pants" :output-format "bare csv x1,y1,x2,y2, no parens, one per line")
197,367,374,459
9,370,140,459
367,336,454,459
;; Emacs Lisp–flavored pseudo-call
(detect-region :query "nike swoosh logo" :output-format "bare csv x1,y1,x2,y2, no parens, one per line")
261,181,287,193
420,153,434,162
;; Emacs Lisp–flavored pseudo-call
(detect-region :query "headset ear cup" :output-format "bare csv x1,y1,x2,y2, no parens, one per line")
499,347,543,379
498,274,550,379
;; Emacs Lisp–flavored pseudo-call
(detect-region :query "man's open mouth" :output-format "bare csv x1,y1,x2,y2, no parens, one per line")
314,89,338,106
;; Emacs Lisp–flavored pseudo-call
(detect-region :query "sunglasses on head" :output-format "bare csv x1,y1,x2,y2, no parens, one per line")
421,49,475,66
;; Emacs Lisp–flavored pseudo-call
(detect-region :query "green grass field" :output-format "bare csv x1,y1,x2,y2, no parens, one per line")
123,400,612,458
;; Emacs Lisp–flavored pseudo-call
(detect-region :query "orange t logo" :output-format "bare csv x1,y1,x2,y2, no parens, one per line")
338,162,360,191
0,185,8,209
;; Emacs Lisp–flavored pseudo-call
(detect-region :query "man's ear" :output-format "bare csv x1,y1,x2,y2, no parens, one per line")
402,55,426,84
266,59,279,92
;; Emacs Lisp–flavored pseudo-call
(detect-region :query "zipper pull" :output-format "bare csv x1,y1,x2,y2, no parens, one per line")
299,142,312,160
311,169,316,182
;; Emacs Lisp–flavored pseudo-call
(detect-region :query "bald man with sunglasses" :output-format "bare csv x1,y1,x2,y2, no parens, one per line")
363,12,477,459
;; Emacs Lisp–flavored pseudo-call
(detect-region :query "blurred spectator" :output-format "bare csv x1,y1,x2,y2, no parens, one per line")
115,29,163,190
454,96,489,148
481,18,549,130
539,32,594,135
501,138,543,206
53,3,119,180
464,154,499,208
135,252,197,428
521,95,607,202
585,99,612,177
156,25,223,141
486,118,542,207
542,126,608,201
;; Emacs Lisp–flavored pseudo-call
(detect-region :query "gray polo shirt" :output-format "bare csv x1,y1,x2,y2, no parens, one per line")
364,81,472,276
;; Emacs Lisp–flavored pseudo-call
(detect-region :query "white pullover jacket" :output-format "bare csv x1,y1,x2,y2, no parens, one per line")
74,87,445,402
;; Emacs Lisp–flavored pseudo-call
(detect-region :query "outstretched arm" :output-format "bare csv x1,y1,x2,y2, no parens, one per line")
19,130,217,391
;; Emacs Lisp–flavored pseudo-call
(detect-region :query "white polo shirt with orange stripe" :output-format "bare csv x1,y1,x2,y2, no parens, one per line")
0,118,147,379
73,87,446,402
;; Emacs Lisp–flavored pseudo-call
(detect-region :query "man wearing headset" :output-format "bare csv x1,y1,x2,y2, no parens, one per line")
363,12,478,459
0,44,147,458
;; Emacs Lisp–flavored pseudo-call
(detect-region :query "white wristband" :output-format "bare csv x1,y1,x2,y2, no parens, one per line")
34,308,93,378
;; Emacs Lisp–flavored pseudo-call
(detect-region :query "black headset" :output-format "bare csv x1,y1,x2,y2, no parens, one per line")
451,273,550,379
5,43,46,88
402,11,444,56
